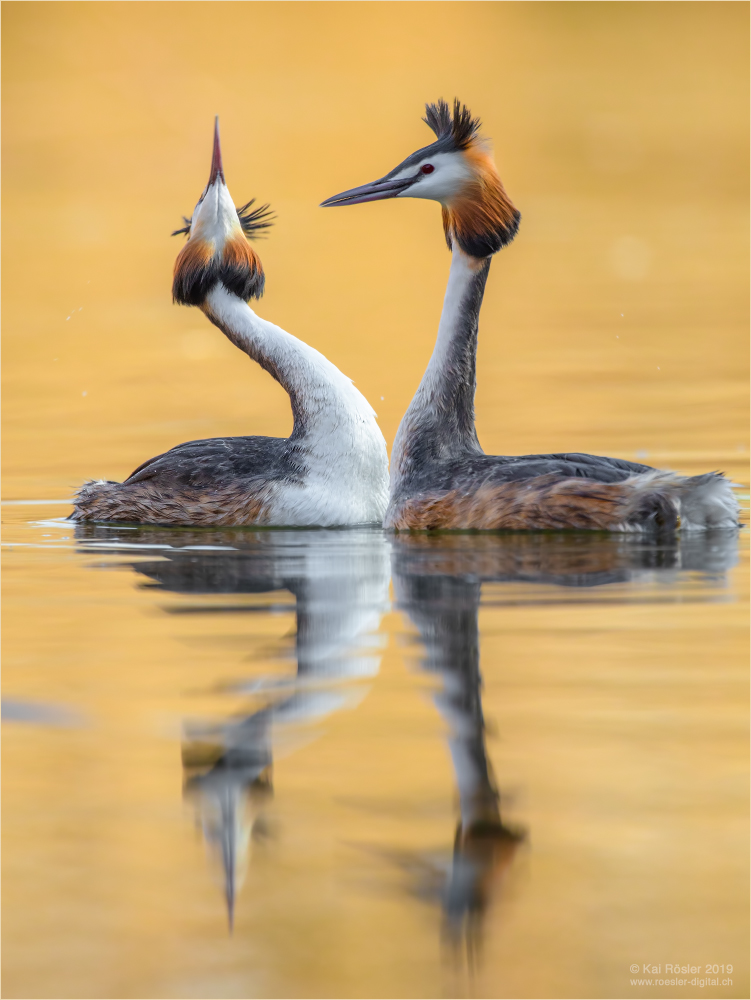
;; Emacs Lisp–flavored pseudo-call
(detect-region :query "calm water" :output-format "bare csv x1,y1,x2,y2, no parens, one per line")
3,507,748,998
3,3,749,998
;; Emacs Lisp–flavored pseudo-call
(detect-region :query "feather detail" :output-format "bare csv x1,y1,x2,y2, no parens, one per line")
71,478,273,527
172,233,265,304
443,144,519,257
386,470,739,532
236,200,275,239
172,200,274,240
423,98,482,151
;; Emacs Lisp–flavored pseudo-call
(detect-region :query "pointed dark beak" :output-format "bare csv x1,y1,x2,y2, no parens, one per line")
320,173,417,208
208,116,225,186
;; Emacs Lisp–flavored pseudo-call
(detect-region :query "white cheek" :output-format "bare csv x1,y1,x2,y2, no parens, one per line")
398,155,473,202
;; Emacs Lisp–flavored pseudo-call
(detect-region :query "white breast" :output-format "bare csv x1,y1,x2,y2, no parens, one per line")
269,417,389,527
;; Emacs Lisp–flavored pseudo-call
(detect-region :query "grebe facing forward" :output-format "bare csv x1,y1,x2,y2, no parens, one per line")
74,120,388,527
322,100,738,532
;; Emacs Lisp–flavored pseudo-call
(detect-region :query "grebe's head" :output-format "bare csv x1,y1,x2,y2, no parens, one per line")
172,117,273,306
321,99,519,259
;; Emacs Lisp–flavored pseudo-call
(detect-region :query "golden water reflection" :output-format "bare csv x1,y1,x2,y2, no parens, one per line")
5,515,745,997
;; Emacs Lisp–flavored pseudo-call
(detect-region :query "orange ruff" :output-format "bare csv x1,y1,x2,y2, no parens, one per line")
222,232,263,279
173,234,263,289
443,146,518,250
173,236,213,287
386,476,657,531
72,479,272,527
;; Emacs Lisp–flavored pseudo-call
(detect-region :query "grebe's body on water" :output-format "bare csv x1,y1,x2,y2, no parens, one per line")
323,100,738,533
73,121,388,528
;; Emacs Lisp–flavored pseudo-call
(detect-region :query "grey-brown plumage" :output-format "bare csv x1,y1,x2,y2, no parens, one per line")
72,437,301,526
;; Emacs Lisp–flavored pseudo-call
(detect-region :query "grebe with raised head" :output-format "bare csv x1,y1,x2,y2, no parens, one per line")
73,119,388,527
322,100,738,533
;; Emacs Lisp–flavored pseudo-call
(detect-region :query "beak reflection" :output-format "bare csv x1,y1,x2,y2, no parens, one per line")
83,525,391,932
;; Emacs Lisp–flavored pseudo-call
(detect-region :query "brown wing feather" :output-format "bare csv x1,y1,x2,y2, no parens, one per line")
386,475,671,531
71,479,273,527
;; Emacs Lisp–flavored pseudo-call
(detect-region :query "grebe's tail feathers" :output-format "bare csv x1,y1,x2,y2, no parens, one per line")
588,469,739,532
667,470,739,531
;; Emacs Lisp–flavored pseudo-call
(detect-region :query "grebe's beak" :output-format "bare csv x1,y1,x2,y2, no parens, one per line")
320,172,418,208
208,116,225,187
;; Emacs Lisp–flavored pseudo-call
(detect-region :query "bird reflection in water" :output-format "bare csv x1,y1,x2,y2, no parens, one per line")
386,529,738,965
75,523,390,929
180,706,274,932
74,523,737,944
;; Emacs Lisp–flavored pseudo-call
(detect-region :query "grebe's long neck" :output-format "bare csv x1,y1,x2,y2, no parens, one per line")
202,284,389,524
394,568,499,827
203,283,381,453
391,246,491,487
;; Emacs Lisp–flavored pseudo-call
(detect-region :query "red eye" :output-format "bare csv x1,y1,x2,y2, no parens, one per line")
420,164,435,174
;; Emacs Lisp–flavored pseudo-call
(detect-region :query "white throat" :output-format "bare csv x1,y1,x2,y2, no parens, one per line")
191,180,242,246
421,246,480,390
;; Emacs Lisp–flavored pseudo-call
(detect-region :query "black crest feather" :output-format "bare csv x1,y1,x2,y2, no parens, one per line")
236,199,275,239
423,99,481,151
171,216,192,237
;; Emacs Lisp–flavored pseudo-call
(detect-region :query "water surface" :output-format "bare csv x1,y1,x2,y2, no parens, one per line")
3,508,748,998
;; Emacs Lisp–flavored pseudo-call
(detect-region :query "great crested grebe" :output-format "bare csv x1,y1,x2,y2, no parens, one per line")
73,119,388,527
322,100,738,533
